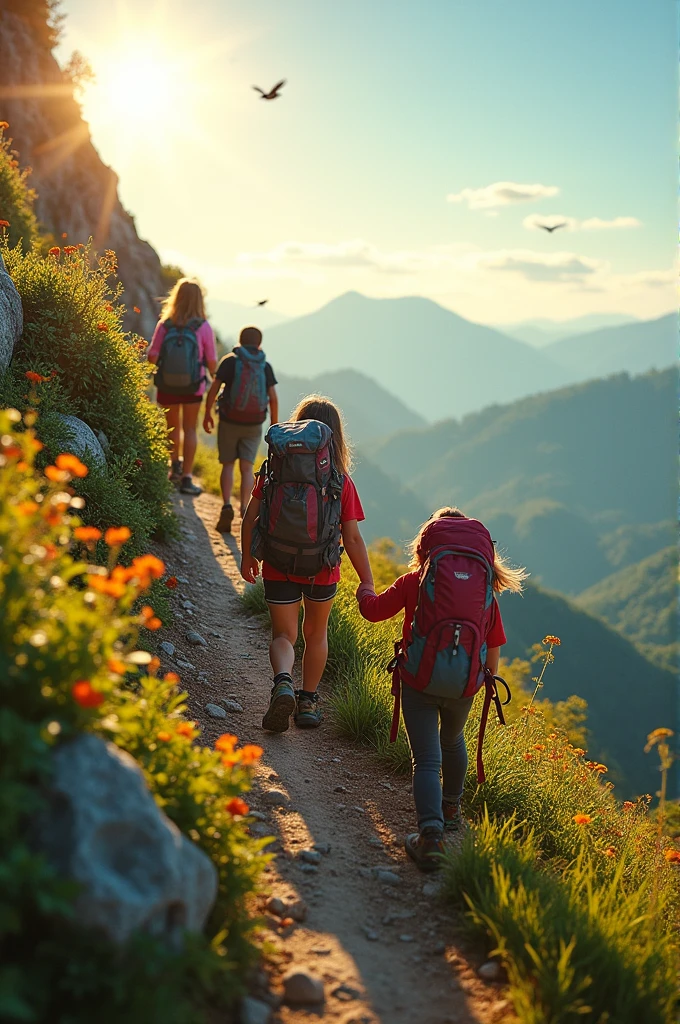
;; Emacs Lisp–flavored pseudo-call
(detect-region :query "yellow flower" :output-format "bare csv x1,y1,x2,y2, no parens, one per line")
573,813,592,826
645,727,674,752
542,635,561,646
664,849,680,864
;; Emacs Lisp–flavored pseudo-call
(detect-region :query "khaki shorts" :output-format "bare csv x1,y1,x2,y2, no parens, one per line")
217,420,262,464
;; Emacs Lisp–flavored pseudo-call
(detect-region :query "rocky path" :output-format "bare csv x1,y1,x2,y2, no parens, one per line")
156,492,512,1024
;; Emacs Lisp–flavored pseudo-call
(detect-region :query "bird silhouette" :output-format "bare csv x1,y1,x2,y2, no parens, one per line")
539,222,567,233
256,299,269,307
253,80,286,100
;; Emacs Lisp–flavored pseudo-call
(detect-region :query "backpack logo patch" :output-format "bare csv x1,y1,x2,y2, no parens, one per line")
454,571,471,580
288,442,304,449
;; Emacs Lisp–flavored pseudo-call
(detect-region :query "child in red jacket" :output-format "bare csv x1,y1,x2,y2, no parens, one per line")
357,507,527,872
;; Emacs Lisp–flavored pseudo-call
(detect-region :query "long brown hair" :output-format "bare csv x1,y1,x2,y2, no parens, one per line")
408,506,528,594
291,395,352,477
161,278,206,326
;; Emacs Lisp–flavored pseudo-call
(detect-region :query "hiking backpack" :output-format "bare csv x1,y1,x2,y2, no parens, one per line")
251,419,344,579
219,345,269,424
387,515,511,782
155,318,205,395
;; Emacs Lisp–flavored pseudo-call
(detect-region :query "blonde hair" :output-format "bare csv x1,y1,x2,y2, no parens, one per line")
408,506,528,594
161,278,205,326
291,394,352,477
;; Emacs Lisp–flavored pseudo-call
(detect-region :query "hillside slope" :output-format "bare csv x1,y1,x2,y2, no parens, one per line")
0,7,164,337
546,313,675,381
500,583,677,798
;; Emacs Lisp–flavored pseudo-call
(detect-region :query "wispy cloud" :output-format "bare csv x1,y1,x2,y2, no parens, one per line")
474,249,606,282
238,239,467,275
523,214,642,232
446,181,559,210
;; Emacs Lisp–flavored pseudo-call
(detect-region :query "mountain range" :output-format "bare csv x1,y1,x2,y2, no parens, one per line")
498,313,639,348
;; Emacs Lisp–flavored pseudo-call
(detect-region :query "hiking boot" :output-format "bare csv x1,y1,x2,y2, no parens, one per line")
216,503,234,533
404,827,445,873
262,674,296,732
294,689,322,728
443,799,463,832
169,459,183,484
179,476,202,496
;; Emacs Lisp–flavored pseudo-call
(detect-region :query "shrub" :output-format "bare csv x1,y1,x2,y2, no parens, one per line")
1,240,174,549
0,412,266,1022
0,123,39,250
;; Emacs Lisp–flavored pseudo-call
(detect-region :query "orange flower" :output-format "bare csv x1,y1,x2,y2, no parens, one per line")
16,500,38,515
148,656,161,673
571,748,585,757
542,635,561,646
622,801,636,812
104,526,131,546
523,752,533,761
25,370,49,383
165,576,178,589
74,526,102,543
88,575,127,599
146,617,162,631
591,763,608,774
533,743,545,752
141,605,154,619
105,304,113,312
176,721,196,737
573,814,592,826
133,306,141,313
72,680,104,708
129,553,165,579
64,245,77,255
96,322,109,332
56,453,88,477
44,465,70,483
239,744,263,764
48,246,60,257
215,733,238,752
604,847,616,858
2,442,22,457
0,122,8,129
225,797,249,816
61,233,68,239
163,671,180,684
107,658,127,674
157,731,172,743
0,220,8,228
664,849,680,864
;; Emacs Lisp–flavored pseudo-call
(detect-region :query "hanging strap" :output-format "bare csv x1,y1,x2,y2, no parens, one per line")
386,640,402,743
476,669,511,784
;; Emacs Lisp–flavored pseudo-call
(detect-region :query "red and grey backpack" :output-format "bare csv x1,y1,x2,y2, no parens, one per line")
387,515,511,782
252,419,344,579
219,345,269,424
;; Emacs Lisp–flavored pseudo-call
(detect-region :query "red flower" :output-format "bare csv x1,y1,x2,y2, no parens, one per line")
134,458,143,467
0,220,9,229
225,797,249,817
48,246,60,257
25,370,49,384
96,322,109,332
133,306,141,314
72,680,104,708
0,121,8,130
165,576,178,589
61,232,68,239
64,245,77,255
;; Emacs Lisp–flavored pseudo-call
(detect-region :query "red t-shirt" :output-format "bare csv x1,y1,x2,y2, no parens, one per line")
251,474,365,585
359,571,507,649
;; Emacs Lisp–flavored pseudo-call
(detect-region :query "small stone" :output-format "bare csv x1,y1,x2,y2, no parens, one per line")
299,863,318,874
478,960,502,982
362,926,379,941
181,599,197,610
241,653,252,660
176,576,190,584
249,810,267,821
333,983,361,1002
372,868,400,886
380,781,394,791
282,968,325,1006
262,789,288,807
334,785,348,793
205,703,227,719
186,630,208,647
240,996,271,1024
332,757,342,762
287,899,307,922
352,806,366,814
422,880,442,897
298,849,322,865
399,934,414,943
209,630,224,638
313,842,331,855
265,896,286,918
223,699,244,713
382,910,415,925
176,659,195,670
159,641,175,657
368,837,384,848
311,945,331,955
250,823,273,838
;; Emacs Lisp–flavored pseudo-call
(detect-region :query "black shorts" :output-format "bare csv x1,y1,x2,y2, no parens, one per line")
263,579,338,604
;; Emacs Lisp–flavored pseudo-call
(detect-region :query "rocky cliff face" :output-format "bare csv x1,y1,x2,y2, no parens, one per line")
0,7,164,338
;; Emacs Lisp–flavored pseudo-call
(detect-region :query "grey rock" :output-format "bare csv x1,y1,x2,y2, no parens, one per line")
333,983,361,1002
382,909,416,925
240,996,271,1024
176,659,195,670
282,968,325,1006
262,789,288,807
181,599,197,611
367,837,385,848
311,945,331,955
53,414,106,469
185,630,207,647
249,823,272,838
298,849,322,865
299,863,318,874
96,429,110,454
264,896,286,917
422,880,443,897
352,805,366,814
399,934,414,943
287,899,307,922
478,960,502,982
205,703,227,719
0,251,22,373
249,810,267,821
334,785,347,793
372,868,401,886
34,734,216,946
176,576,190,585
313,842,331,855
362,926,379,941
222,699,244,713
159,641,175,658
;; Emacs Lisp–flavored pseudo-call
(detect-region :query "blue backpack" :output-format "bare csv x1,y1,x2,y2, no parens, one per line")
155,318,204,395
220,345,269,424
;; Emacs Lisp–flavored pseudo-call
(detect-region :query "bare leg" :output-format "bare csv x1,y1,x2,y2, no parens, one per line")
181,402,201,477
164,405,181,462
300,596,334,692
268,601,300,677
239,459,254,514
220,462,235,505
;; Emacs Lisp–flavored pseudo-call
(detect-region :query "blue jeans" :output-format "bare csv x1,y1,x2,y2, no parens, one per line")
400,685,474,833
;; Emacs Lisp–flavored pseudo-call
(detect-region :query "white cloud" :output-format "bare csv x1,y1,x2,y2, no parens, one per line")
523,214,642,232
447,181,559,210
238,239,466,275
475,249,606,282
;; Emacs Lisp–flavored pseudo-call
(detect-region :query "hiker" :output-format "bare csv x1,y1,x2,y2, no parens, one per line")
148,278,217,495
357,507,527,872
203,326,278,534
240,396,374,730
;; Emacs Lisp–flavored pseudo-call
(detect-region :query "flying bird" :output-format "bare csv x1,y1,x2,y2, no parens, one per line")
538,222,567,233
256,299,269,307
253,80,286,100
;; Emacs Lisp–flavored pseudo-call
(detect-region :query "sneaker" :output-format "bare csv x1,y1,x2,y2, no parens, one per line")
179,476,202,496
262,674,296,732
404,827,445,873
443,799,463,832
169,459,183,484
294,689,323,728
216,503,234,533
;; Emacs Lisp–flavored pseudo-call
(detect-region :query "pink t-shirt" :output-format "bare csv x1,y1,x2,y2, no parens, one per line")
148,320,217,397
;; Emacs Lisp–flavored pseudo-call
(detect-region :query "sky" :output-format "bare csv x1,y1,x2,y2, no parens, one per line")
57,0,677,324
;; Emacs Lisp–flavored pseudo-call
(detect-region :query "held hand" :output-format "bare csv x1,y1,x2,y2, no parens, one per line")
240,555,260,584
203,412,214,434
355,581,376,603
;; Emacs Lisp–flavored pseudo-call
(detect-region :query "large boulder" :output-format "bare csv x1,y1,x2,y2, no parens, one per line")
54,414,107,469
34,734,217,947
0,250,22,373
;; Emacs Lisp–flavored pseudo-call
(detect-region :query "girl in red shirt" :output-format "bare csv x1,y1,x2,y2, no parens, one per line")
357,507,527,872
241,396,374,731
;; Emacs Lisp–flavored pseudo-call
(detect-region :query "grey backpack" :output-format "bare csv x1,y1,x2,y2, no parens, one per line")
155,318,204,395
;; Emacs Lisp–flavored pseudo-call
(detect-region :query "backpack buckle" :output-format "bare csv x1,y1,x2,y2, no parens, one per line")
452,623,461,654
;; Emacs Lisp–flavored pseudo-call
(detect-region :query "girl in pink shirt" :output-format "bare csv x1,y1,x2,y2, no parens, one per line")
148,278,217,495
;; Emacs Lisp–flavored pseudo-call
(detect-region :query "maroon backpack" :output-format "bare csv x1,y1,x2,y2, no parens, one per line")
387,516,510,782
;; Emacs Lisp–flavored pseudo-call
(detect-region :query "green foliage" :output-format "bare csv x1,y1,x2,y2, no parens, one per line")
193,440,224,498
160,263,184,293
0,125,39,250
0,414,265,1022
1,240,174,550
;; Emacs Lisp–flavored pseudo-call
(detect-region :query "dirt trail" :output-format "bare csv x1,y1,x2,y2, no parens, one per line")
157,492,512,1024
